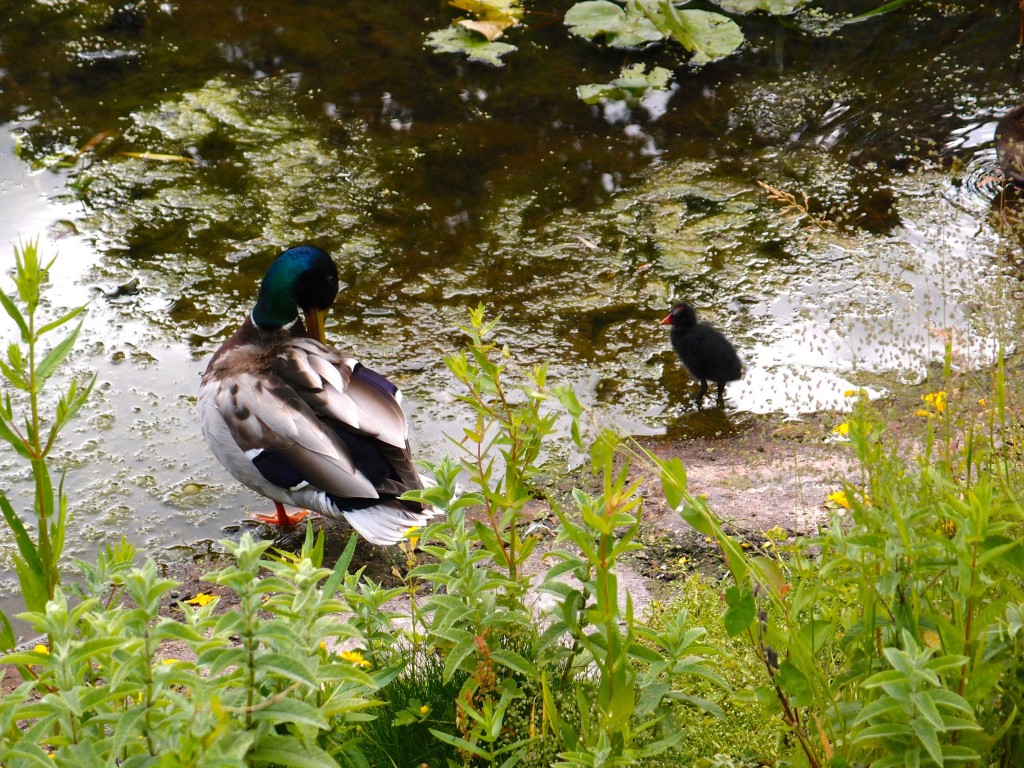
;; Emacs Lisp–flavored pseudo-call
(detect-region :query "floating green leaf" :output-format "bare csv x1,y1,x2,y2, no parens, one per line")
642,4,744,64
425,27,518,66
564,0,663,48
577,63,672,105
710,0,810,14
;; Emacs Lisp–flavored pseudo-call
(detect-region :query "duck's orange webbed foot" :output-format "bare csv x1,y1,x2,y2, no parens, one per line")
249,502,309,526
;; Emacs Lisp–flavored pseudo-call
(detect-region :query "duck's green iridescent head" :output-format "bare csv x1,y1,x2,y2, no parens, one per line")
252,245,340,338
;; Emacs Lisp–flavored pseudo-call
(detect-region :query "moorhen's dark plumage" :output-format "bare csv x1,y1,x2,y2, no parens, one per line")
198,245,435,545
996,104,1024,184
662,303,742,405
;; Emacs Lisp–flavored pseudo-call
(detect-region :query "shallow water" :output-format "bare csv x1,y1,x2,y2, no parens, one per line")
0,0,1022,635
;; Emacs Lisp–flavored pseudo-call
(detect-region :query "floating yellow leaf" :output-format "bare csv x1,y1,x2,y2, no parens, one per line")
450,0,522,22
458,19,506,41
119,151,198,164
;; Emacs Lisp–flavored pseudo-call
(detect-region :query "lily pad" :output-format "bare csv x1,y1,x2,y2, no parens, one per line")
648,6,744,64
710,0,809,14
577,64,673,106
425,27,518,66
564,0,663,48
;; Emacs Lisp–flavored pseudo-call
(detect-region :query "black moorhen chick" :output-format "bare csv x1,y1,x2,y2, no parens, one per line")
662,303,742,406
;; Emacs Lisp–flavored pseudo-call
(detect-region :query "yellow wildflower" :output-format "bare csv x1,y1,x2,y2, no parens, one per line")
920,390,946,414
832,422,850,436
161,658,179,666
33,644,49,654
184,593,216,607
828,490,851,510
419,704,430,716
340,649,371,668
978,398,986,407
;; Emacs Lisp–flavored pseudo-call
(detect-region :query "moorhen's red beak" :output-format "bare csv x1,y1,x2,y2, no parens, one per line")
660,314,672,325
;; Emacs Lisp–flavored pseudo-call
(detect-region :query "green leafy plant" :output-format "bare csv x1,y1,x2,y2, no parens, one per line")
659,348,1024,765
400,308,730,765
0,241,94,650
21,301,1024,766
537,430,728,766
0,529,387,767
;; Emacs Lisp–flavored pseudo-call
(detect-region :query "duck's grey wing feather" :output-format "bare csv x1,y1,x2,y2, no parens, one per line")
274,342,410,450
204,369,378,499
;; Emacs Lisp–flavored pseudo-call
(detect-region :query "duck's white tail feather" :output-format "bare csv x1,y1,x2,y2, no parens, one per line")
341,502,438,546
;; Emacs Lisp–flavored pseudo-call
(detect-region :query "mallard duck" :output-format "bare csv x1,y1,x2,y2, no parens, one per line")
198,245,435,545
662,303,742,406
996,104,1024,184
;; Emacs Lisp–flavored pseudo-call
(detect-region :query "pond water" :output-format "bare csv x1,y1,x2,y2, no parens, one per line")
0,0,1022,635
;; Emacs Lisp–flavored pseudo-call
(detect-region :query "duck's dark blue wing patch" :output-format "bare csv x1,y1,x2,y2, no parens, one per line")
352,363,400,398
251,450,306,491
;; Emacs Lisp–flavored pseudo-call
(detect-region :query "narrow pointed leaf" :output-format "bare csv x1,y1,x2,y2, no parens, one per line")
0,610,15,652
0,357,28,391
0,493,45,577
0,291,29,341
35,322,82,385
0,418,31,458
37,305,86,337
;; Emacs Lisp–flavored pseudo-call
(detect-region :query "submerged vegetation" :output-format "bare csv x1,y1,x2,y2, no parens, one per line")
1,262,1023,765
